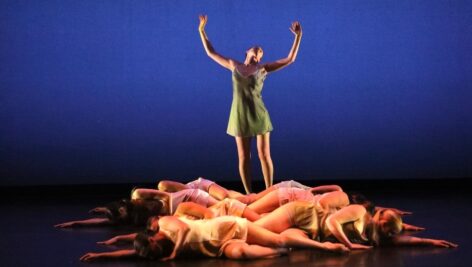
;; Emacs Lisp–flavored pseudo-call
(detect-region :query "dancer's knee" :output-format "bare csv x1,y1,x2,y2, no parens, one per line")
257,150,271,161
273,236,288,247
224,243,248,260
238,153,251,162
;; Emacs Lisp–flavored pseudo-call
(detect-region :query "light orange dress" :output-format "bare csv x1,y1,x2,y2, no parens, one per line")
160,216,249,258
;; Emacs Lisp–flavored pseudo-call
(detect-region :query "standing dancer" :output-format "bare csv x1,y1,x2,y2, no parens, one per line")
198,15,302,193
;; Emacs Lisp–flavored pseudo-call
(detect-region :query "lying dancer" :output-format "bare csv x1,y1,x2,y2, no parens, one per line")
80,215,348,262
322,204,458,249
248,187,348,214
96,198,261,246
54,188,218,228
158,177,245,201
238,180,343,204
54,198,163,227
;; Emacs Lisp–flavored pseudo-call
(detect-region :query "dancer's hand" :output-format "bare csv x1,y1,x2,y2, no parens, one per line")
350,243,373,250
403,224,425,232
393,208,413,216
199,14,208,31
289,21,302,36
160,252,177,261
429,239,458,248
323,242,350,253
80,252,101,262
97,237,118,246
54,221,75,228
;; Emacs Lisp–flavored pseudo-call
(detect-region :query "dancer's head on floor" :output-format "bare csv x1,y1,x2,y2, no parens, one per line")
104,198,163,226
349,192,376,214
104,199,132,223
369,208,403,246
134,231,173,259
146,216,160,232
245,46,263,64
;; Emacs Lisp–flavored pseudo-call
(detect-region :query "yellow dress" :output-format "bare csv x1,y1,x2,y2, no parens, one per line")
160,216,249,257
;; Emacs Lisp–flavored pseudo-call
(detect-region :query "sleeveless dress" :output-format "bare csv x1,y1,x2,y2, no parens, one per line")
169,189,212,214
226,66,273,137
270,201,321,239
185,177,215,192
273,180,312,190
160,216,249,258
277,187,321,206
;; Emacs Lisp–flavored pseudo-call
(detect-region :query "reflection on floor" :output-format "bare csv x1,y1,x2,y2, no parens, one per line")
1,180,469,267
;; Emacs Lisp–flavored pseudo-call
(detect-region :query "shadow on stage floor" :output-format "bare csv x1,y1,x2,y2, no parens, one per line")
1,178,470,267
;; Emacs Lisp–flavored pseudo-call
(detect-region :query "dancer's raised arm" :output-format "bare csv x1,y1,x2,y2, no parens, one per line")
263,21,302,73
198,15,238,71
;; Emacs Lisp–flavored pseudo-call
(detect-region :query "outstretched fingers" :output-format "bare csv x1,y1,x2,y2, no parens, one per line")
350,243,373,250
80,253,98,262
54,222,73,228
323,242,350,253
439,240,459,248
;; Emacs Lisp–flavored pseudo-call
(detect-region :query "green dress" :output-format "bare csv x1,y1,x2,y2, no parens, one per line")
226,66,273,137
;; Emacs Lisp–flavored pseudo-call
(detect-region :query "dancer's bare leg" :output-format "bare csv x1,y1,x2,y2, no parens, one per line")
254,203,294,233
257,132,273,189
236,136,253,194
242,206,262,221
208,184,230,200
246,222,348,253
223,242,287,259
248,189,281,214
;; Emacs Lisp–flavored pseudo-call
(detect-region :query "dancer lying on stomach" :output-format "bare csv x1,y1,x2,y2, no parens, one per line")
238,179,343,204
54,188,218,228
158,177,245,201
95,198,262,246
248,187,348,214
322,204,458,249
80,215,348,262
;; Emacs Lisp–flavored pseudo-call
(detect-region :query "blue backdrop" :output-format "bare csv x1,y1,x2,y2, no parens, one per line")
1,0,471,185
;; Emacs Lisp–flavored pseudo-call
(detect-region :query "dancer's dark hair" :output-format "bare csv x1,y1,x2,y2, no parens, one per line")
133,232,172,259
130,199,163,226
366,209,403,246
104,199,133,223
348,192,376,214
104,198,163,225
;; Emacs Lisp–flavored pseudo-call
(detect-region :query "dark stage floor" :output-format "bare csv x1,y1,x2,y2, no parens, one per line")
1,179,470,267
